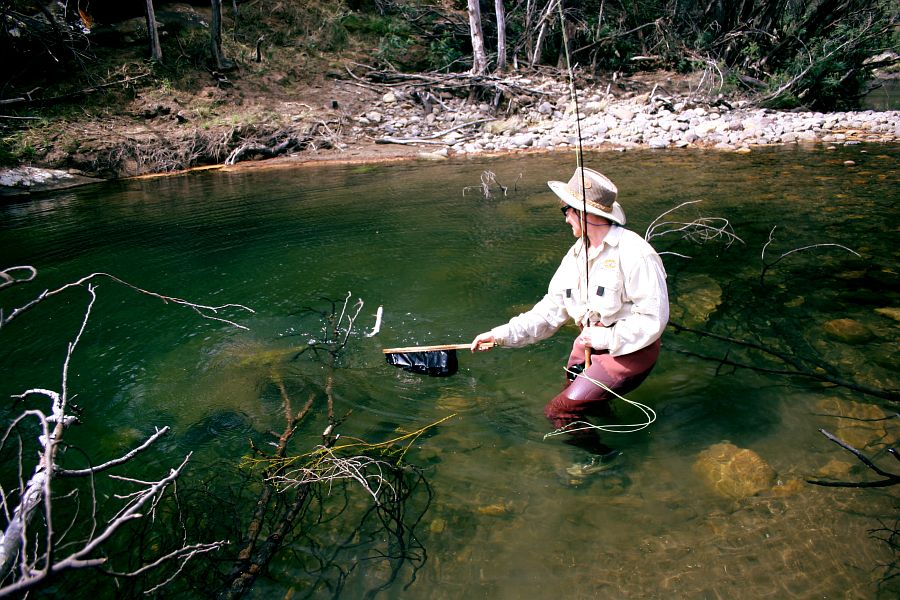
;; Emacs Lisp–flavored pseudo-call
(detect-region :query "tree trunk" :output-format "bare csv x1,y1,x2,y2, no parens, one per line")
467,0,488,75
524,0,534,67
557,0,575,69
210,0,227,70
144,0,163,62
495,0,507,72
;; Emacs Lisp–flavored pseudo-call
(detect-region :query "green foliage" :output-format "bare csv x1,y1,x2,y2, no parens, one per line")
343,12,404,37
0,134,37,165
376,32,413,65
344,5,466,70
0,0,896,116
427,32,465,71
755,3,897,109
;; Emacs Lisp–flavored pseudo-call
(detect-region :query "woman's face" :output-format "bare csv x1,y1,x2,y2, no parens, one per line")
563,206,583,238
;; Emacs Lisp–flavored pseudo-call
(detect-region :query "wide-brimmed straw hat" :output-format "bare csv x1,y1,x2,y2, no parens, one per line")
548,167,626,225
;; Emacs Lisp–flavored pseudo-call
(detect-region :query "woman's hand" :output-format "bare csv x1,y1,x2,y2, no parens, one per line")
470,332,495,352
577,326,611,351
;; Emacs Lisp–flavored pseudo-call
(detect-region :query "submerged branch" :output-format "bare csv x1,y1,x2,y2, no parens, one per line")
807,429,900,488
669,322,900,402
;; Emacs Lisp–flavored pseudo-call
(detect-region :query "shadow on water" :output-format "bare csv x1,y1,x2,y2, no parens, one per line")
1,144,899,598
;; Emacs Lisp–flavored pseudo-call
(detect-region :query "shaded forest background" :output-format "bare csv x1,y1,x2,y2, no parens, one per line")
0,0,897,170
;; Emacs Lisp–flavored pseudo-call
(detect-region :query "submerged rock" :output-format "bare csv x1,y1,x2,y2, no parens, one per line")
669,273,723,327
817,458,854,479
875,307,900,322
816,397,897,449
435,393,477,412
693,442,776,500
823,318,874,344
476,502,514,516
183,409,254,446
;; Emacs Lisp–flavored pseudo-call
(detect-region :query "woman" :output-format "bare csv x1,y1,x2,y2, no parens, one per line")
470,167,669,474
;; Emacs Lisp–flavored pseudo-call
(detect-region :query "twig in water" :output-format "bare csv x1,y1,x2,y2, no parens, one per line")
760,226,860,285
366,306,383,337
1,270,254,330
463,170,511,199
645,200,743,258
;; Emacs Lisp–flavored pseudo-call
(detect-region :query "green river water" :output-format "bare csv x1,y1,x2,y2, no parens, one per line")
1,144,898,599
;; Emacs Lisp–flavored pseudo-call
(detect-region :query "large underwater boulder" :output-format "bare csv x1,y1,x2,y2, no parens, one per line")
693,442,776,500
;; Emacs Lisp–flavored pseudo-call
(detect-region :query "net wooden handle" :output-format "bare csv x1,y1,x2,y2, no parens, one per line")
382,342,495,354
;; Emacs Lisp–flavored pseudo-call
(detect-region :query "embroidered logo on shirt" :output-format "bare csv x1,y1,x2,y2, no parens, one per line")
602,259,617,270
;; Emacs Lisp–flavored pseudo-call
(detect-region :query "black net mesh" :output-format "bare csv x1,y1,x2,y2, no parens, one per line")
384,349,459,377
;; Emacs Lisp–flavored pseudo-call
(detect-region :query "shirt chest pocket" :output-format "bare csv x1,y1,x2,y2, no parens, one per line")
587,273,623,315
561,286,587,322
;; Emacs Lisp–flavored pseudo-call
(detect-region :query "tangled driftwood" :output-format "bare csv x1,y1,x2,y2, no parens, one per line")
346,62,556,108
225,121,341,165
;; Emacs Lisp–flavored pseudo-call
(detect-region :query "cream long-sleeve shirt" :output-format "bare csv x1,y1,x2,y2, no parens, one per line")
490,226,669,357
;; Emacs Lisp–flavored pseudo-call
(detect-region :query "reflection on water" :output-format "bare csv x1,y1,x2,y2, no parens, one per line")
1,144,898,598
863,78,900,111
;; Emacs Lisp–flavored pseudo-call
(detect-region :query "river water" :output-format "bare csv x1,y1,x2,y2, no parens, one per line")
1,144,898,598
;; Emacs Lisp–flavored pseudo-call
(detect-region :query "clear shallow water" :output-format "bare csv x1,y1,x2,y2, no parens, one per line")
1,145,898,598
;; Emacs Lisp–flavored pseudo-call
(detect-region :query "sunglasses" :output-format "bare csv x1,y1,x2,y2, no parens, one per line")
560,206,577,217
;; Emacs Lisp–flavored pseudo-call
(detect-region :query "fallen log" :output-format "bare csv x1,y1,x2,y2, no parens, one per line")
374,118,493,146
0,74,150,107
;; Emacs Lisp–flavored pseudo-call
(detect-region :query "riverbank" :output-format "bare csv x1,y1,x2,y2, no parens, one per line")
357,74,900,156
1,70,898,197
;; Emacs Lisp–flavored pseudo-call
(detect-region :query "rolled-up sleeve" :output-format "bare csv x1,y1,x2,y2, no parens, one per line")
491,292,569,347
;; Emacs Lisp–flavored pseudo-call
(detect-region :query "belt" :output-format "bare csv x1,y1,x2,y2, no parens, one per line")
582,320,616,329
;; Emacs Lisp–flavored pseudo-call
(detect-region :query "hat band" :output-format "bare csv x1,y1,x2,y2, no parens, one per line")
567,186,613,212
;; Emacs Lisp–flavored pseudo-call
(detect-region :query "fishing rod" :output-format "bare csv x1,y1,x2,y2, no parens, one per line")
557,1,591,369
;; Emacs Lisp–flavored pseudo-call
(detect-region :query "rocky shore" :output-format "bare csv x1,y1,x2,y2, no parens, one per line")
2,75,897,196
360,77,900,158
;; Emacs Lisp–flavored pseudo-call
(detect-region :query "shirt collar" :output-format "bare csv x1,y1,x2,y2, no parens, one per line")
576,225,623,259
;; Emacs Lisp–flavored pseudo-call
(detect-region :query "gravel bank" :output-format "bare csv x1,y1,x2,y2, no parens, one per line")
357,77,899,158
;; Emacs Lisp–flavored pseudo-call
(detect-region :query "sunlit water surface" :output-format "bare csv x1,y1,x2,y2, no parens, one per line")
1,144,898,599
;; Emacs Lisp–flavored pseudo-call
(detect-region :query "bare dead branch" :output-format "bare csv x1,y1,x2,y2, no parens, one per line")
0,74,151,108
463,170,512,199
0,266,37,290
55,427,171,478
645,200,744,258
807,429,900,488
105,541,227,593
1,269,245,596
375,117,494,146
0,270,254,330
760,226,860,285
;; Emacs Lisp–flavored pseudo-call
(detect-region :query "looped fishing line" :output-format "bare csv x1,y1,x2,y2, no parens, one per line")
542,366,657,440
